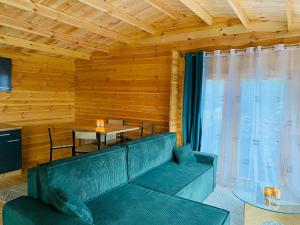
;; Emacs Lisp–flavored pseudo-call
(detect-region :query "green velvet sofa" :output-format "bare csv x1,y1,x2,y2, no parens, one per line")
3,132,230,225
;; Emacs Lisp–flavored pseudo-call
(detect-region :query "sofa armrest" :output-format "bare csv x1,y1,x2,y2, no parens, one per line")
193,152,218,189
3,196,91,225
193,152,217,165
27,167,39,199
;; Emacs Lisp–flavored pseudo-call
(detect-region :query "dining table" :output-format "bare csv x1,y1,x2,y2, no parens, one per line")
67,123,140,150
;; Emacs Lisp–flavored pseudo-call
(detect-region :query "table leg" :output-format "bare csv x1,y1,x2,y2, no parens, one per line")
72,130,76,156
120,132,124,143
96,132,101,150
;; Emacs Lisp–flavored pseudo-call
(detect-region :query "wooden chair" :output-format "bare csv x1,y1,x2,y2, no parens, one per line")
48,128,73,162
124,121,154,141
141,121,154,137
107,119,124,125
105,119,124,145
72,131,100,155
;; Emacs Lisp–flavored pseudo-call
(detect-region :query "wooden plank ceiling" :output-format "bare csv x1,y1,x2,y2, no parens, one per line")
0,0,299,59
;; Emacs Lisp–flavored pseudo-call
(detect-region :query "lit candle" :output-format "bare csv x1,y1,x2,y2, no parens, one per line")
272,187,281,200
96,119,104,128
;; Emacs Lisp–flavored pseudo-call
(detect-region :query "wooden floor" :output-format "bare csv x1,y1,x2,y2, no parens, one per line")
0,173,26,225
245,204,300,225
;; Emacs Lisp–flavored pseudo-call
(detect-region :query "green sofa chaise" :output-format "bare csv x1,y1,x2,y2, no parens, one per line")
3,133,230,225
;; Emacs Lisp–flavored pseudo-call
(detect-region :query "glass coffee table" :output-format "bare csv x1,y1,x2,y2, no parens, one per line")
233,181,300,225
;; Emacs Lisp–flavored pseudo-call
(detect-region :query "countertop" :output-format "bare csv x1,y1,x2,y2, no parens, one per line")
0,124,22,132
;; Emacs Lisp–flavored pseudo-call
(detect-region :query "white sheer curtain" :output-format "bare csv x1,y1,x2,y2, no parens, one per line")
201,44,300,190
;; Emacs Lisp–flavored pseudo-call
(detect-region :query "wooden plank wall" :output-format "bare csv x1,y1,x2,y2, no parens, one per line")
0,50,75,170
75,51,172,134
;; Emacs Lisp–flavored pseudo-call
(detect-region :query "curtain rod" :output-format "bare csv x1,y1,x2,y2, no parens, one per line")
188,43,300,56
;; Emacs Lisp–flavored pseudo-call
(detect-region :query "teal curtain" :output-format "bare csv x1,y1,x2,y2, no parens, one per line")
182,52,204,151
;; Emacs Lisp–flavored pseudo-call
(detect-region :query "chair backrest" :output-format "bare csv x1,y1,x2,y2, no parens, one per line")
48,126,74,161
141,122,154,137
72,130,101,148
108,119,124,125
74,131,97,140
48,128,53,147
107,119,124,141
48,126,73,147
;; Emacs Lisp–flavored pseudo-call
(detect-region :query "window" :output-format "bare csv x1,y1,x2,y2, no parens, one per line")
201,78,285,184
238,79,284,182
201,79,224,157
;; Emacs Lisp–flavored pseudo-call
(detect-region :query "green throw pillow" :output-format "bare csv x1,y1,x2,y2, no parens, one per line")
174,144,197,164
50,188,93,224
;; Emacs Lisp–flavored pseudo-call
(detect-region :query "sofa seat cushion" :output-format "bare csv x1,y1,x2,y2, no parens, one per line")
130,160,212,196
175,166,215,202
87,184,229,225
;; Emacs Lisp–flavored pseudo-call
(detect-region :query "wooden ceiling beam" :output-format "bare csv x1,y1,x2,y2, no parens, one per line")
0,15,109,52
133,21,286,46
145,0,179,21
116,30,300,55
0,34,91,60
286,0,293,31
78,0,155,34
227,0,250,29
179,0,212,25
0,0,130,43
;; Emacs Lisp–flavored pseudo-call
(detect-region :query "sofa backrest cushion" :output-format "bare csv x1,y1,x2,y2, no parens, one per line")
29,145,128,204
126,133,176,180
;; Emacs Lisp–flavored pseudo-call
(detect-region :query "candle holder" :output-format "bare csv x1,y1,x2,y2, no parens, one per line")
264,197,271,206
263,186,282,207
